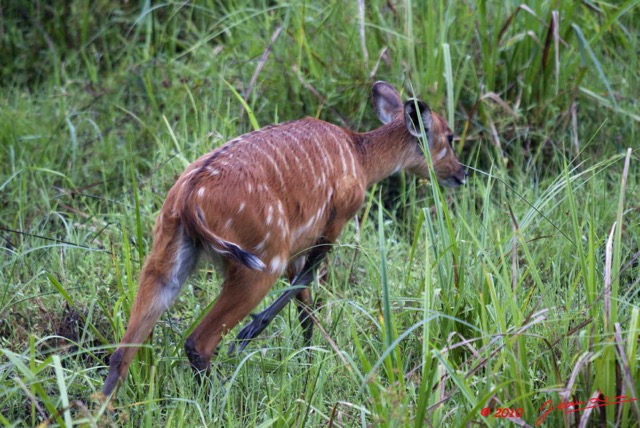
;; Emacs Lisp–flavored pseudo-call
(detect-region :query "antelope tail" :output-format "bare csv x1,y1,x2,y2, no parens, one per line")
182,202,265,271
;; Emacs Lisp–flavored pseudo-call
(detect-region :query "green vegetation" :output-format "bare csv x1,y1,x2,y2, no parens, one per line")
1,0,638,426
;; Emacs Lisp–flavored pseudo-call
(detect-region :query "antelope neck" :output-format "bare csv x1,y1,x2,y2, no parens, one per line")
355,120,413,187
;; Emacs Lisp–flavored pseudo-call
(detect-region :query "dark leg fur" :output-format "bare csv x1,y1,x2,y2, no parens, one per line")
102,348,124,395
185,337,209,374
296,301,313,347
229,240,331,353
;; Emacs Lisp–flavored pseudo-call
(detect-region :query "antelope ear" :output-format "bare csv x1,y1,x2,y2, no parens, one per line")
404,99,432,139
372,81,403,124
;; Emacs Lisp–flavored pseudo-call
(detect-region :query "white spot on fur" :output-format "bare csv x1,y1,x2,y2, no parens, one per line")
224,218,233,229
269,255,287,274
262,136,290,171
197,187,206,198
253,144,285,186
237,201,246,214
283,129,316,176
289,256,306,277
391,164,401,174
266,205,274,225
276,217,289,238
307,127,333,173
208,167,220,176
292,152,301,165
327,131,348,174
254,232,271,253
293,214,317,240
345,145,357,176
320,150,332,172
247,183,253,194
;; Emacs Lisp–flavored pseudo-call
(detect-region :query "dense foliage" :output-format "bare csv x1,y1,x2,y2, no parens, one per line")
1,1,638,426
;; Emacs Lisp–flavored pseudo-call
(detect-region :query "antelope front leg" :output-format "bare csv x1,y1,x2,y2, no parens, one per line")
229,239,333,353
295,286,314,347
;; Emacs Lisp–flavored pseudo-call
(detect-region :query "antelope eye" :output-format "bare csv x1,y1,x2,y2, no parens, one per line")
447,134,454,146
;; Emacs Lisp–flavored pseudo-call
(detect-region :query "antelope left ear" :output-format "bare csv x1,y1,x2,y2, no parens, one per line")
373,81,403,124
404,99,432,139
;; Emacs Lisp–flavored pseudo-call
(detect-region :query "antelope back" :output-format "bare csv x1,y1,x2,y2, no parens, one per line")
164,118,365,274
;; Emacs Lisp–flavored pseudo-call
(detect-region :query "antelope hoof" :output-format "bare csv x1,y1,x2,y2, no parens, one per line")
184,338,210,376
228,312,271,354
103,349,124,396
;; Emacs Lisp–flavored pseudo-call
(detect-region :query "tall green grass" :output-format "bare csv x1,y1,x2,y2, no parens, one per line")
1,0,638,426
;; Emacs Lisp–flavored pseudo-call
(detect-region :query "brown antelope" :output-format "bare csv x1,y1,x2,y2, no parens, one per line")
102,81,466,396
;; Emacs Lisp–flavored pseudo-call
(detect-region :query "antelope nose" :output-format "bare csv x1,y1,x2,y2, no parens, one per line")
454,166,467,185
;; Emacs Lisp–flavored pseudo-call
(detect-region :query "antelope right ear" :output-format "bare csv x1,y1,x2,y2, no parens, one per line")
372,81,403,124
404,99,432,138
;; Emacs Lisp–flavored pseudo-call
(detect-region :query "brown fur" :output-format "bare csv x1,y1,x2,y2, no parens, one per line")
102,81,465,396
